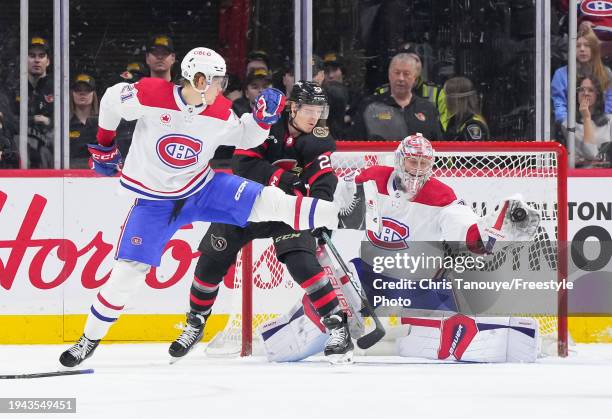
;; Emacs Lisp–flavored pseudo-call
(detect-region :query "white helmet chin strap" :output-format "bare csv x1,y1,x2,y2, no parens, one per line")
188,78,211,106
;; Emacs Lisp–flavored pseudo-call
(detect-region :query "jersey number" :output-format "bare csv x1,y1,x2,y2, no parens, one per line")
318,154,331,170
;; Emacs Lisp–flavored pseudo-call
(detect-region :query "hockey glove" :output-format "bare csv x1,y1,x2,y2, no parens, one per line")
312,227,332,246
88,142,122,176
476,194,541,253
253,88,286,126
279,172,308,196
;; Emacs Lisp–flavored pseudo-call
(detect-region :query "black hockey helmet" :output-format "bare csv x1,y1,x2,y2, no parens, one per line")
288,81,329,119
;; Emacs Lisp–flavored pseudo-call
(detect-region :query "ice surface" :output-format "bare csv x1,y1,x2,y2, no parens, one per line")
0,343,611,419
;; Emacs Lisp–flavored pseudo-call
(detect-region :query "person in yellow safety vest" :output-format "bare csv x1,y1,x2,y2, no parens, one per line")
443,76,490,142
374,54,450,132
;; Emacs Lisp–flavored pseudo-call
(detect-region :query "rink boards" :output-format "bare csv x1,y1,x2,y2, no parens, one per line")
0,171,611,344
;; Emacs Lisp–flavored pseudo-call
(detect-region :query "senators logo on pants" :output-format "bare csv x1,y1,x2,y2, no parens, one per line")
156,134,203,169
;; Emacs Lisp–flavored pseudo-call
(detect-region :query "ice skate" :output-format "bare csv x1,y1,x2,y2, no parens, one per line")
59,335,100,367
169,312,207,363
322,312,354,364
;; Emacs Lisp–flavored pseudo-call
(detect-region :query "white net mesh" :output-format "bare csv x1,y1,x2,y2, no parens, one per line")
206,143,567,357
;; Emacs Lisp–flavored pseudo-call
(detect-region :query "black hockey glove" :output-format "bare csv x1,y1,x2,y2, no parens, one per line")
312,227,332,246
279,171,308,196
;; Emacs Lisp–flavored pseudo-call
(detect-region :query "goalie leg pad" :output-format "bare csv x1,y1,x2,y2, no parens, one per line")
248,186,339,230
397,314,538,363
84,259,150,340
259,295,328,362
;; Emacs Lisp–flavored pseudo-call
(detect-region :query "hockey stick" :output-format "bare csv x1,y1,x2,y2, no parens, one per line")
0,369,94,379
319,231,385,349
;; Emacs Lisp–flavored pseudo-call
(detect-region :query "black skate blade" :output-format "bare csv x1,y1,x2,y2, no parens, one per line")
0,369,94,379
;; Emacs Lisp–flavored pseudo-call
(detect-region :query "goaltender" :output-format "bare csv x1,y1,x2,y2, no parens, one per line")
259,134,544,363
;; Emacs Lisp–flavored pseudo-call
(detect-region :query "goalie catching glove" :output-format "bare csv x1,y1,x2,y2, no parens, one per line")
476,194,541,253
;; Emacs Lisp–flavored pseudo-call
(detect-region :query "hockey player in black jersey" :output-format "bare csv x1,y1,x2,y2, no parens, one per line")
169,81,353,364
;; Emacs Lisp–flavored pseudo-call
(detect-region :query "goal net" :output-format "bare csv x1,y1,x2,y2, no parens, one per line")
205,141,568,358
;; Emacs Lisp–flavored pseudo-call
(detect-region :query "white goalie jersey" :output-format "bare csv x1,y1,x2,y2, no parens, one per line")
258,165,542,363
352,165,481,248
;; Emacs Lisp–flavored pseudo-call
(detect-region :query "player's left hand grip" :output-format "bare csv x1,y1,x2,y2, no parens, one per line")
253,88,286,126
87,142,122,176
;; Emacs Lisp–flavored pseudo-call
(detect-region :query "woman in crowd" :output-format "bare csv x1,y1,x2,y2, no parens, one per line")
443,76,489,141
552,25,612,124
232,68,273,117
563,75,612,167
69,73,99,168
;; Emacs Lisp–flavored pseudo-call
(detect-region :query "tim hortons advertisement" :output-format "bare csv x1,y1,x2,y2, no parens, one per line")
0,174,610,342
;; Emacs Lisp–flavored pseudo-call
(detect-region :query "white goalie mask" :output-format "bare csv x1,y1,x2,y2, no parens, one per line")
393,133,434,199
181,47,229,100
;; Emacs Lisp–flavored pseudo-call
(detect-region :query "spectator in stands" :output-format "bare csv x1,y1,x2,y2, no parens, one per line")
374,44,449,132
119,61,147,83
145,34,176,82
224,51,270,105
224,73,243,101
69,73,99,168
211,68,274,169
323,52,344,84
0,87,19,168
552,26,612,124
116,35,176,158
443,76,489,141
324,80,351,140
232,69,273,117
351,53,442,141
15,36,54,168
322,52,361,139
273,61,295,95
312,55,325,86
562,75,612,167
246,50,270,76
211,53,270,168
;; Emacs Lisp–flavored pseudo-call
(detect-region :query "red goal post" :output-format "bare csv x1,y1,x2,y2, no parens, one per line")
223,141,568,358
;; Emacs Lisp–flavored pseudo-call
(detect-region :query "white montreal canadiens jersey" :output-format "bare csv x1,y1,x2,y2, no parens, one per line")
355,166,478,250
98,78,269,200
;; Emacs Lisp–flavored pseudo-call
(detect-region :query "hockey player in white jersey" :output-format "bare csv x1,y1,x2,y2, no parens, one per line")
259,134,542,363
59,47,340,368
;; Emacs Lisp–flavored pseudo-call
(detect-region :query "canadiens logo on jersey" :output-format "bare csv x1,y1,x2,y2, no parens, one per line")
366,217,410,250
156,134,203,169
581,0,612,16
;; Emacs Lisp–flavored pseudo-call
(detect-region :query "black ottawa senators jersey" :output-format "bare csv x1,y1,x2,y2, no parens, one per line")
233,114,337,201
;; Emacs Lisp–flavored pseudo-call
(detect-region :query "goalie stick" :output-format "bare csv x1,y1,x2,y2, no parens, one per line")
319,231,385,349
0,369,94,379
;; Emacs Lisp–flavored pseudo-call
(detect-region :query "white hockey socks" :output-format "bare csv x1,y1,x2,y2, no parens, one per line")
84,259,150,340
248,186,339,230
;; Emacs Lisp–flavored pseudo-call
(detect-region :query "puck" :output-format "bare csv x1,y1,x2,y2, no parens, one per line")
511,207,527,222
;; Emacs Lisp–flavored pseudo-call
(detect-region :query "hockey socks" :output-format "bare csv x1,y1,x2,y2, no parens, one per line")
248,186,339,230
189,275,221,316
84,259,149,340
